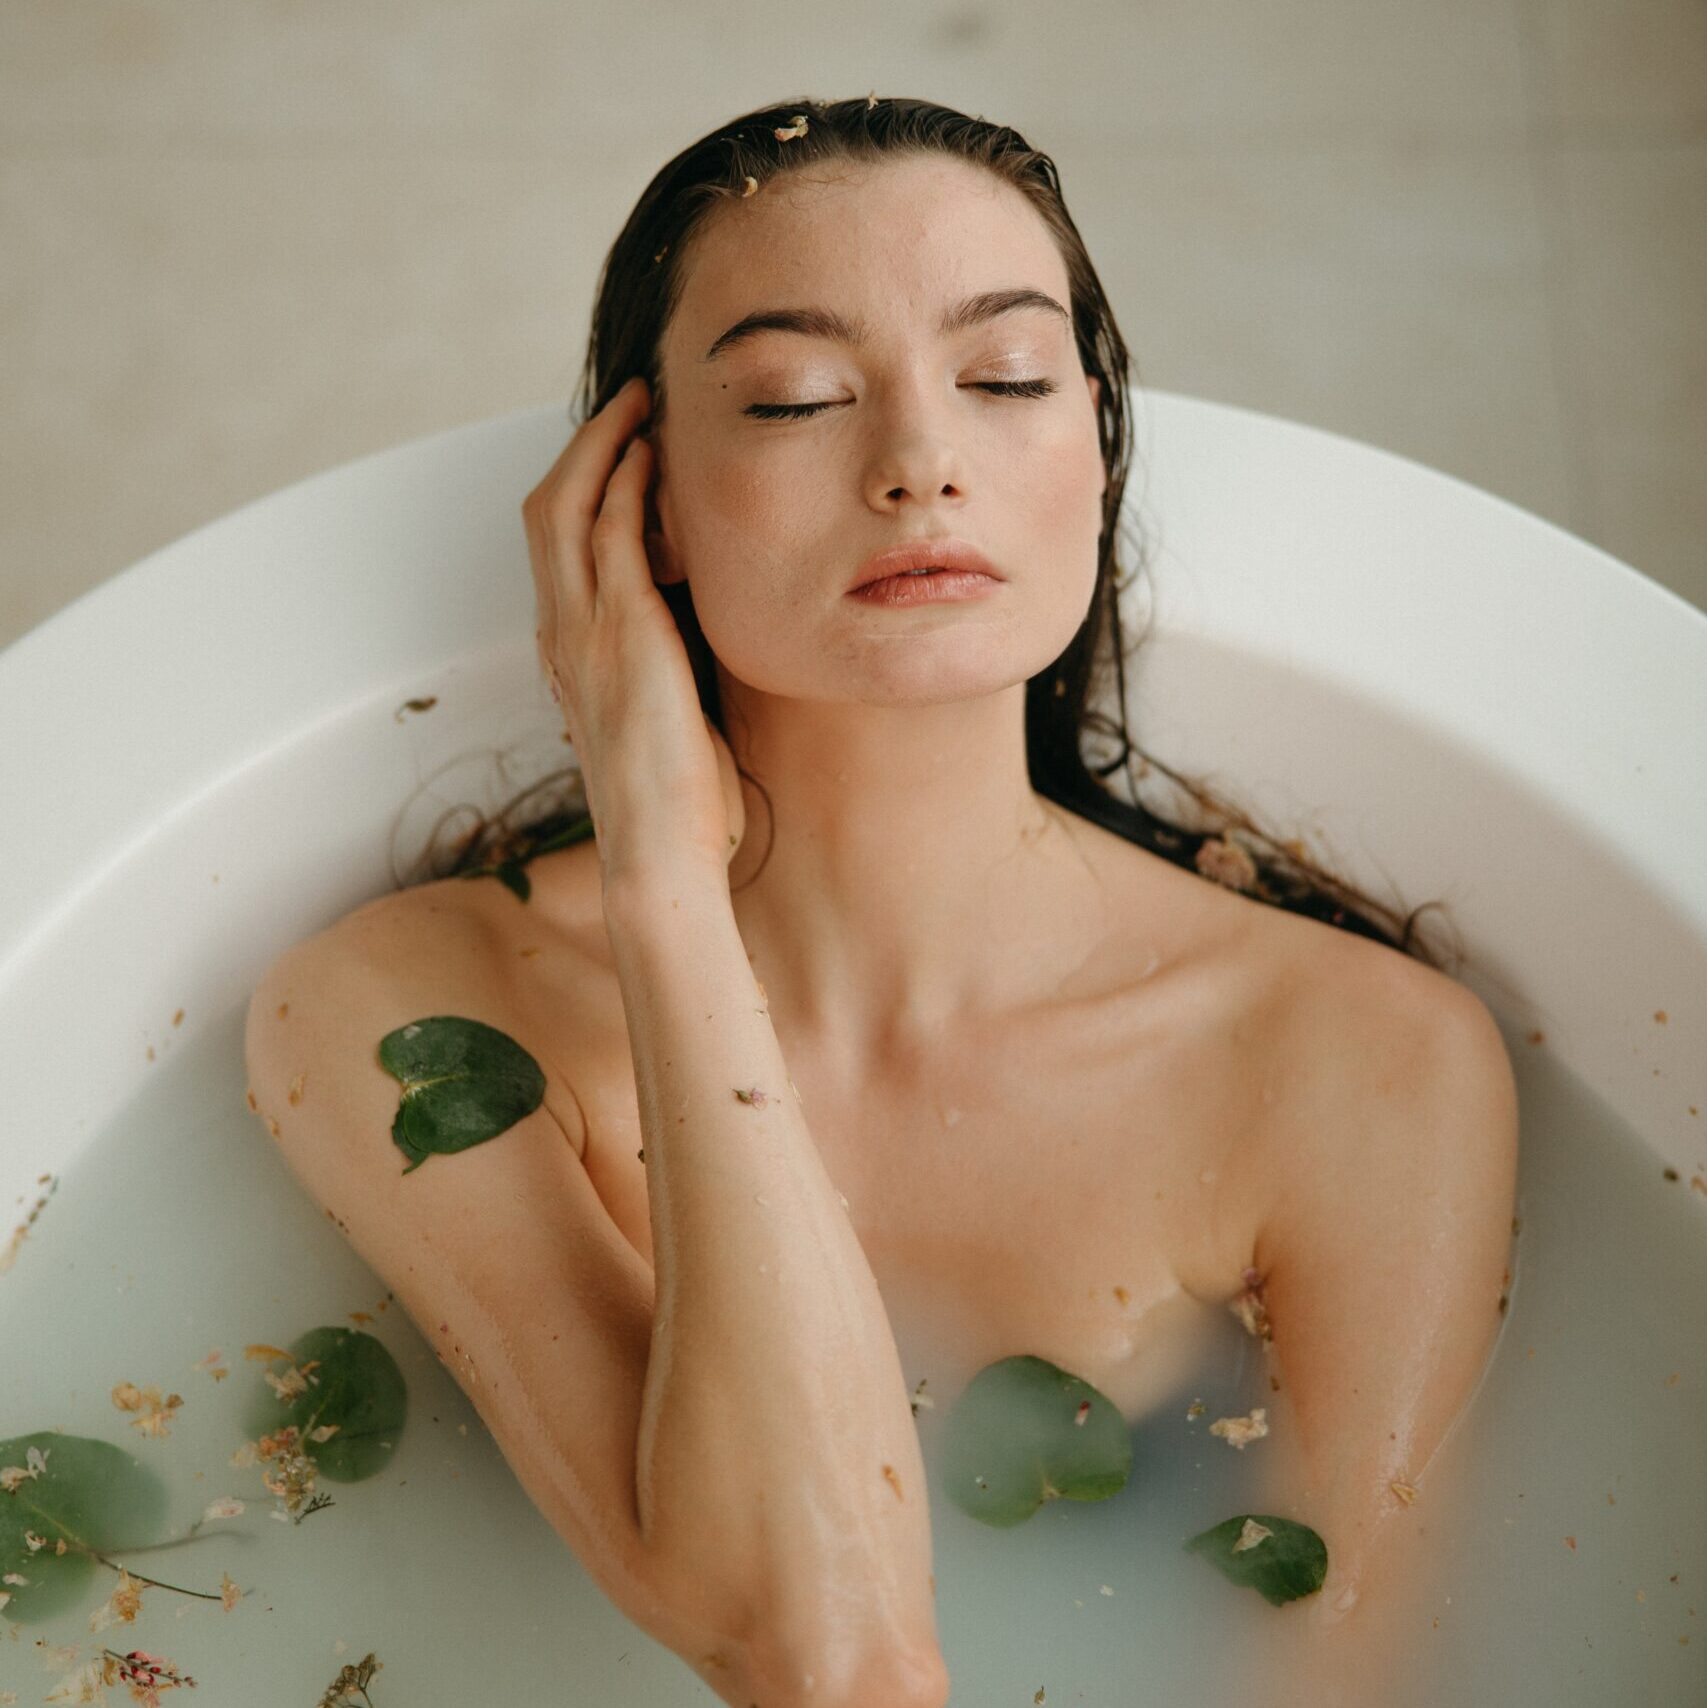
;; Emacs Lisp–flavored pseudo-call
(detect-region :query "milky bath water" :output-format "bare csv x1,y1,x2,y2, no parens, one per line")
2,1005,1702,1705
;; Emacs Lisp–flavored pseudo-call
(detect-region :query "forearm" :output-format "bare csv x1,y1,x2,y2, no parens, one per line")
602,861,947,1708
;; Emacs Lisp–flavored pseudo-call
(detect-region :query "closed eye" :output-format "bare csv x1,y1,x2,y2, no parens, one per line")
744,378,1059,422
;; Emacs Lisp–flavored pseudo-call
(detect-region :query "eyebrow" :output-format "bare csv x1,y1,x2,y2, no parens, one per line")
701,286,1071,363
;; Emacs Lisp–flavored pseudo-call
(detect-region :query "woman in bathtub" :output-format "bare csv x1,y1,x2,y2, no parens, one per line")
245,96,1518,1708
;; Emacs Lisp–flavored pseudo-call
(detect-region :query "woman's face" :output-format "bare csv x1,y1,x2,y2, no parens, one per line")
646,153,1107,708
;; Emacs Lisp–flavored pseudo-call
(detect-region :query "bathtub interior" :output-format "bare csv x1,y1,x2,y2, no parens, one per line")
0,395,1704,1705
2,390,1701,1206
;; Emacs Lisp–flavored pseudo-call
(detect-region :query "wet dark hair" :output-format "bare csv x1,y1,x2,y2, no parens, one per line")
430,95,1450,969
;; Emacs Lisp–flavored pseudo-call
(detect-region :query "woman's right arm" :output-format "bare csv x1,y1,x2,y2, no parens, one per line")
504,369,946,1703
244,890,948,1708
604,857,949,1708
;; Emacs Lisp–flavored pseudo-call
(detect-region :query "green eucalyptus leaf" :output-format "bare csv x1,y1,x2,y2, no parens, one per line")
243,1327,408,1483
0,1433,169,1624
940,1354,1132,1529
1185,1513,1329,1605
378,1014,546,1173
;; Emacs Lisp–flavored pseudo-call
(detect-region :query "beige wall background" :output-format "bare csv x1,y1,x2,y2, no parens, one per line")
2,0,1704,659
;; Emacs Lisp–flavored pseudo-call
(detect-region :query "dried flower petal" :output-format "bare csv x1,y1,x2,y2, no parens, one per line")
1209,1407,1269,1450
253,1423,322,1518
263,1364,313,1401
0,1450,46,1494
316,1651,382,1707
109,1648,198,1702
1194,834,1259,892
141,1398,183,1438
45,1655,119,1704
88,1567,145,1633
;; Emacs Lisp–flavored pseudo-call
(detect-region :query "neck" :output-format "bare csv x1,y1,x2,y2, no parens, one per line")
718,673,1117,1068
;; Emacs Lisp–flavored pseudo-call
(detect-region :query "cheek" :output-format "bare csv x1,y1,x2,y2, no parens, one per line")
1025,429,1108,579
674,451,799,553
1039,413,1105,502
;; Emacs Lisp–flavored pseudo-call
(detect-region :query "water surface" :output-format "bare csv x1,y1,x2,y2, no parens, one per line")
2,1009,1702,1704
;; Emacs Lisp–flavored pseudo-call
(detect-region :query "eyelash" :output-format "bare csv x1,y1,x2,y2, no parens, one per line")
744,378,1059,421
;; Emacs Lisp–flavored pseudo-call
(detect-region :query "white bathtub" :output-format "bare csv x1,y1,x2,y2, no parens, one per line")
2,393,1703,1702
4,392,1700,1189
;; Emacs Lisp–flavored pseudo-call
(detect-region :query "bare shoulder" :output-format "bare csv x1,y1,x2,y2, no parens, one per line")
244,865,599,1161
1244,903,1520,1210
1287,914,1515,1104
1210,909,1520,1632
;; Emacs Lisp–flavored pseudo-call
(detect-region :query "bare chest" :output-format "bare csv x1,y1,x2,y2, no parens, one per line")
512,908,1277,1427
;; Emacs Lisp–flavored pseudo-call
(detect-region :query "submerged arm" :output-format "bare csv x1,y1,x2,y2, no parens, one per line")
1245,968,1520,1641
605,861,949,1708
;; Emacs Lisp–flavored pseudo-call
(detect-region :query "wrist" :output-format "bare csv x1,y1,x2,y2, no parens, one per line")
600,851,732,926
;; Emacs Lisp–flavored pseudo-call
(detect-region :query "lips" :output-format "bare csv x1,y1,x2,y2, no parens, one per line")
846,538,1003,592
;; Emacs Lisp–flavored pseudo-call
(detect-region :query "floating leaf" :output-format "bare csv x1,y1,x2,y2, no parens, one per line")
378,1015,546,1173
491,862,530,902
1185,1512,1329,1605
940,1355,1132,1528
243,1328,408,1482
0,1433,168,1624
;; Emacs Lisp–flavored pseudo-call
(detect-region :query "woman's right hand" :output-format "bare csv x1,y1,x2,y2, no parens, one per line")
521,375,745,888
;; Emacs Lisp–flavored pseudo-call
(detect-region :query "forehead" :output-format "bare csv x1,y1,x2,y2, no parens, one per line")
668,155,1069,354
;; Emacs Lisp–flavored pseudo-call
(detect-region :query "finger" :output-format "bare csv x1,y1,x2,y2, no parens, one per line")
523,504,566,678
588,436,656,603
526,376,652,543
524,376,651,620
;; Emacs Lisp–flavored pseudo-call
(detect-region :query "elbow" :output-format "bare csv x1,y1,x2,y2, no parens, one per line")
743,1633,950,1708
851,1644,951,1708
